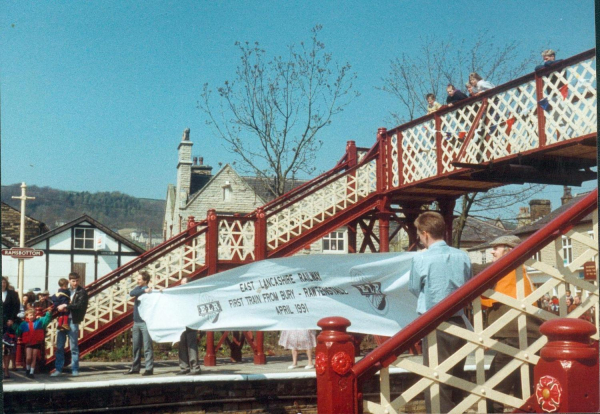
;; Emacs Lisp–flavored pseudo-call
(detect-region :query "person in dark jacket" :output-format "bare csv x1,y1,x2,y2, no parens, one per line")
124,271,154,376
51,272,89,377
445,84,469,106
2,276,20,378
535,49,563,71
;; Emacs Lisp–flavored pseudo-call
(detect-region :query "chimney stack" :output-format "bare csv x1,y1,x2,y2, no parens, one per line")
516,206,531,228
199,157,204,166
193,157,198,166
529,199,551,222
561,186,573,205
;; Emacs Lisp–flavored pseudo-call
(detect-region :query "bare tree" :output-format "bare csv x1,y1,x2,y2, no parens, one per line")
199,26,358,197
453,184,545,248
379,32,544,247
379,31,537,124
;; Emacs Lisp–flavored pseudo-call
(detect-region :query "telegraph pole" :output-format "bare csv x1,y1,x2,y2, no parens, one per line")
12,182,35,298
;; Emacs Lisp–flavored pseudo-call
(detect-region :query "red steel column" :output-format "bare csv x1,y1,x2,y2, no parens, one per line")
533,318,598,413
204,209,218,366
376,128,388,193
253,208,267,365
535,73,547,148
437,198,456,245
378,196,391,252
435,113,443,175
347,221,358,254
316,317,359,414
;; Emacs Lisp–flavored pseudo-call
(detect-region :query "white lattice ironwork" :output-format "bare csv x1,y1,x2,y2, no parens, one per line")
218,219,255,261
388,133,400,188
401,119,437,184
45,229,208,358
266,159,377,251
439,101,481,173
365,210,598,414
542,57,597,145
460,81,540,165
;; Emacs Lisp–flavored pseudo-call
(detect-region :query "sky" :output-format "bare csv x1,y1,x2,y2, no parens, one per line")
1,1,597,220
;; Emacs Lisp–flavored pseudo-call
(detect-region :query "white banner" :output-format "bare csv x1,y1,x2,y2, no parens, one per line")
139,252,419,343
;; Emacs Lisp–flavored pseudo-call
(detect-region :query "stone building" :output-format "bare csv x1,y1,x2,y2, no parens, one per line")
467,187,596,293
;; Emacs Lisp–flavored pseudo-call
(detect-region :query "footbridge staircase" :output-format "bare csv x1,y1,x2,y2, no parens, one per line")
43,50,597,411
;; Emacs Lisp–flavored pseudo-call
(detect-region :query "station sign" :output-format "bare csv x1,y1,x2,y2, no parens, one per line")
1,247,44,259
583,261,597,280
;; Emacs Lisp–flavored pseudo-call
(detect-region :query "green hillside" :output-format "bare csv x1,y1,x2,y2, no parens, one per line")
1,184,165,232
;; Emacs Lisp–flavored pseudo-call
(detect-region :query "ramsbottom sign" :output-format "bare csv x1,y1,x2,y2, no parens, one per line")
1,247,44,259
139,252,419,343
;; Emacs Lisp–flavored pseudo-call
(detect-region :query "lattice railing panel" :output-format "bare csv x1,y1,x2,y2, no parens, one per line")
401,119,437,184
45,230,208,359
266,159,377,251
366,209,598,414
388,133,400,188
542,57,597,145
460,81,540,165
439,101,481,173
218,219,255,261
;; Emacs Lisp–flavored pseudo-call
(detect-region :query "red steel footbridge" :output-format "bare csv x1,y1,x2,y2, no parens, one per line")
42,49,597,413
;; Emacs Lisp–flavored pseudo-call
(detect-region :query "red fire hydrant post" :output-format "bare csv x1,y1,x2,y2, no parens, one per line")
316,317,359,414
533,318,598,413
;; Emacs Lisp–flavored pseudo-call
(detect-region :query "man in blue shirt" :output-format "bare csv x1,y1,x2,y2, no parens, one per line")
409,211,472,413
124,271,154,376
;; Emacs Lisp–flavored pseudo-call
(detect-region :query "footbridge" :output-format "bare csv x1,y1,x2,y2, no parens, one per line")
41,49,597,412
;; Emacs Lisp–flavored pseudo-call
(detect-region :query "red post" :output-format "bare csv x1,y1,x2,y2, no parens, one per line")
535,73,547,148
376,128,388,193
252,208,267,364
347,220,357,254
206,209,218,275
204,331,216,366
532,318,598,413
346,140,357,167
435,113,443,175
378,196,391,253
316,317,360,414
203,210,218,366
437,198,456,245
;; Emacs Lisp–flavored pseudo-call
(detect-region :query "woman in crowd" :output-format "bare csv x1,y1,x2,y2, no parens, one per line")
279,330,316,369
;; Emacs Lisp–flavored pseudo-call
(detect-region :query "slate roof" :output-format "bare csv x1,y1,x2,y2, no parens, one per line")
455,216,509,246
512,192,593,236
241,176,309,203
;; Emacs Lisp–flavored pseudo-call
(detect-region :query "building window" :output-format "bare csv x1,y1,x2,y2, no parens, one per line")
480,250,486,264
562,236,573,265
532,251,542,261
223,185,232,202
323,231,346,254
74,228,94,250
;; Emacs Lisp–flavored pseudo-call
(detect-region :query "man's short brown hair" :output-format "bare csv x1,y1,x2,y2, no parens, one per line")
68,272,80,280
139,271,151,283
415,211,446,240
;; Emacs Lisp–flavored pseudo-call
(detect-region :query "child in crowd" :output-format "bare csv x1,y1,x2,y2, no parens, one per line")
51,279,71,332
426,93,442,114
3,324,16,379
14,308,52,379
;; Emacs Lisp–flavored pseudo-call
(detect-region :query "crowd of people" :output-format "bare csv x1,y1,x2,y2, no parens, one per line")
425,49,563,116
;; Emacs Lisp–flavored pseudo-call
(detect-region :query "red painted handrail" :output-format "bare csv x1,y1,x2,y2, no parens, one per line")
352,188,597,379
